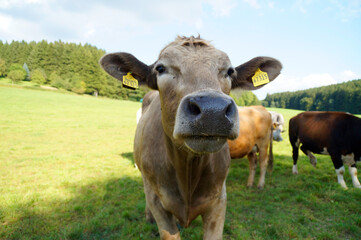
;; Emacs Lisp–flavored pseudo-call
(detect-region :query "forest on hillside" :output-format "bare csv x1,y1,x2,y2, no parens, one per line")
0,40,147,101
263,79,361,114
0,40,260,104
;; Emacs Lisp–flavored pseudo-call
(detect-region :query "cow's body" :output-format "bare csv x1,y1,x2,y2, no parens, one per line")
289,111,361,189
228,106,273,188
269,111,284,141
136,91,230,228
100,36,282,239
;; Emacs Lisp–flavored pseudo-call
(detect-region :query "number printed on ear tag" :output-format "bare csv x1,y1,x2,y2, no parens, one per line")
252,68,270,87
122,72,138,90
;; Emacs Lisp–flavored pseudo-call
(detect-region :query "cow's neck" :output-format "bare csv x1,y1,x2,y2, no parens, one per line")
164,134,210,206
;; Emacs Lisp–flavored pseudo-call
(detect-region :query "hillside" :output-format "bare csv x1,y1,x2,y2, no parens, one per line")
0,40,147,101
263,79,361,114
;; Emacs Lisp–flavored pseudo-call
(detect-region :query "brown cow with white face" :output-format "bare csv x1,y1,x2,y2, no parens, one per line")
100,36,282,240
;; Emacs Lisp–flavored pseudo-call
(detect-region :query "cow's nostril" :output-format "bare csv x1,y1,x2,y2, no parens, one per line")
225,102,235,118
188,101,201,116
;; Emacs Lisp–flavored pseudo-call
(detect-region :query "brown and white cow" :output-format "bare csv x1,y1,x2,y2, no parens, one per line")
100,36,282,239
289,111,361,189
228,106,273,189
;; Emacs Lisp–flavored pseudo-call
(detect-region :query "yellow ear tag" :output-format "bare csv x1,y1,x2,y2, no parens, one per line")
252,68,270,87
122,72,138,90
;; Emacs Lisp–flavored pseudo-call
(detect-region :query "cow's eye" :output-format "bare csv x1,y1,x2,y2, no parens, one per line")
155,65,166,74
227,68,235,76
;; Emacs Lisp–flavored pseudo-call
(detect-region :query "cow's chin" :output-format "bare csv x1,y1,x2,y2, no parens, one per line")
184,137,227,154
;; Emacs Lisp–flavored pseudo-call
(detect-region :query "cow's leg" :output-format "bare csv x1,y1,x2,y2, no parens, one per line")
247,150,257,187
143,180,180,240
348,164,361,188
291,139,300,174
330,154,348,189
257,145,269,189
300,145,317,167
202,183,226,240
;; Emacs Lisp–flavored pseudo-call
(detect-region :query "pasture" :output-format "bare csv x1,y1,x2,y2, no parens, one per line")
1,86,361,240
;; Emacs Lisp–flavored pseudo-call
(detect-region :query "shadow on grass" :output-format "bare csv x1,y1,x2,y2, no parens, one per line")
121,152,135,166
1,176,159,240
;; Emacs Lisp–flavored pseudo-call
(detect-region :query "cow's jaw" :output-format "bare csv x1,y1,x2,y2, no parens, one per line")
173,90,239,154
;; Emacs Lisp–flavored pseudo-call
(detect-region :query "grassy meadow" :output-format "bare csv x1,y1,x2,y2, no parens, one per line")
1,86,361,240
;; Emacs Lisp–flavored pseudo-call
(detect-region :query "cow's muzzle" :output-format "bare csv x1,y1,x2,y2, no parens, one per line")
173,90,239,153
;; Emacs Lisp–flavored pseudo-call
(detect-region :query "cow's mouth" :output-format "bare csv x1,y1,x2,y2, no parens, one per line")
184,136,227,154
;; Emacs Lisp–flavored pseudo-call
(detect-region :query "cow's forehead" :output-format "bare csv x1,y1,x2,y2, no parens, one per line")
158,37,231,69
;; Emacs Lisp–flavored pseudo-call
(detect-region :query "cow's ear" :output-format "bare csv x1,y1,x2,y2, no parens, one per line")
232,57,282,90
100,52,158,90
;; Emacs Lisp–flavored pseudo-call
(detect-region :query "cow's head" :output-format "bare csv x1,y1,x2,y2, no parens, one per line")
100,36,282,154
272,123,284,141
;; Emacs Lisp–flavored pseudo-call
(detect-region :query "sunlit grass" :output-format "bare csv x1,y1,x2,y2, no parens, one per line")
1,86,361,239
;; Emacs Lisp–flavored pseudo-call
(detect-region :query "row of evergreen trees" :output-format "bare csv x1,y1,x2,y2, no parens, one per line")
0,40,146,101
263,79,361,114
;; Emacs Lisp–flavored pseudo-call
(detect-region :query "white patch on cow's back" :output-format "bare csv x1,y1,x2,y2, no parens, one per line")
348,166,361,188
320,147,329,155
341,153,355,166
335,166,348,189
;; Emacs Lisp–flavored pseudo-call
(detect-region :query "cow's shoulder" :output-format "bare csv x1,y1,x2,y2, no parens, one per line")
134,94,167,170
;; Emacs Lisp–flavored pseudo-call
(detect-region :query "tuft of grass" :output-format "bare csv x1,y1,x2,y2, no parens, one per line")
1,86,361,239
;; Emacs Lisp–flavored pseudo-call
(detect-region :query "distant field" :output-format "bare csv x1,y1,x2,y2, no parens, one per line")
1,86,361,240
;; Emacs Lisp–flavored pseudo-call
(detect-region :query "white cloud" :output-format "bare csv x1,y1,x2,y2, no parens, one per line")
0,0,239,45
0,13,43,41
268,2,274,8
330,0,361,20
0,0,49,9
302,73,337,86
242,0,260,9
253,70,361,100
339,70,360,82
0,14,11,31
206,0,237,16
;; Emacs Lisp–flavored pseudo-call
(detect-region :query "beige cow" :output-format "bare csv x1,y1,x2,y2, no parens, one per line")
228,106,273,189
100,36,282,239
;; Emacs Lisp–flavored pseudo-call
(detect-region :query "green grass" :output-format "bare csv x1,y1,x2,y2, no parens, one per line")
1,86,361,240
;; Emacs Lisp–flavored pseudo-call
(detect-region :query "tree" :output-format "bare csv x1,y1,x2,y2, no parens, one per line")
70,74,86,94
230,90,260,106
31,68,47,85
7,70,26,83
0,40,149,101
0,58,5,77
23,63,30,81
7,63,26,83
300,97,313,111
49,71,63,88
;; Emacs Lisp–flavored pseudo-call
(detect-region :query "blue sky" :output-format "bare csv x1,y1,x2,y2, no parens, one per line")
0,0,360,99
